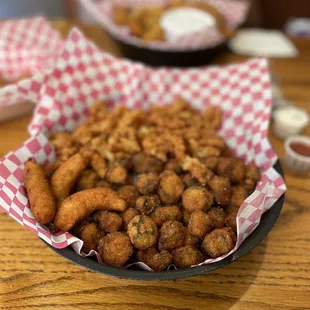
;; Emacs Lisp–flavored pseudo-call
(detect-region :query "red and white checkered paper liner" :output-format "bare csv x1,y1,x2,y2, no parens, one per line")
0,29,286,268
80,0,249,51
0,17,63,81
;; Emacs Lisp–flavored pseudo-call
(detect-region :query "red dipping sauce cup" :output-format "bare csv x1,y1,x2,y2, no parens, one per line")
284,136,310,174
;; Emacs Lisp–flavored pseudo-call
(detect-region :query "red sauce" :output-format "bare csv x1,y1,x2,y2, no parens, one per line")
290,142,310,157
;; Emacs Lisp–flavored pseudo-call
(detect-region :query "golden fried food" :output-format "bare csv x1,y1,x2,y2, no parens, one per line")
158,221,185,251
207,207,226,229
93,210,122,233
112,5,130,25
203,228,235,258
150,205,182,226
76,169,99,191
121,207,140,230
230,185,247,209
226,210,238,233
136,194,161,215
182,186,213,212
182,208,191,226
183,228,200,248
245,164,261,182
24,160,56,225
158,171,184,204
208,176,231,206
106,162,128,184
142,24,165,41
54,188,127,231
182,156,213,185
118,185,139,208
24,98,261,271
127,215,158,250
51,153,88,203
135,172,159,195
164,159,182,175
203,156,219,172
98,232,133,267
188,210,212,239
182,173,199,188
91,153,108,179
80,222,105,253
96,180,113,189
217,158,245,184
137,247,172,271
132,153,164,174
173,245,204,269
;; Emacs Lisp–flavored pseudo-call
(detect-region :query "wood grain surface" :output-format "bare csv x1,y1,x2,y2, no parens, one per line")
0,21,310,310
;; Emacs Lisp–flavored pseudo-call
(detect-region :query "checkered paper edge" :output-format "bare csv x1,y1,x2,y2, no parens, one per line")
0,29,286,266
0,17,63,81
81,0,249,51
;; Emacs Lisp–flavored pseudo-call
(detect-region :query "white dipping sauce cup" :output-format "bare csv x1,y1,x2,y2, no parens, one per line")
160,7,216,41
273,106,309,139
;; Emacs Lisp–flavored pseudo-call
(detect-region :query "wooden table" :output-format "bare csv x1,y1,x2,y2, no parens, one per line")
0,21,309,310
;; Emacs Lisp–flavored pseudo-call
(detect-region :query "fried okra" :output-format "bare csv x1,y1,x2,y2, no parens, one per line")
118,185,139,208
173,245,204,269
182,208,191,226
76,169,99,191
121,207,140,229
230,185,247,209
182,173,199,188
80,222,105,253
203,228,235,258
135,173,159,195
208,176,231,207
226,210,238,233
188,210,213,239
203,156,219,172
217,158,245,184
182,186,213,212
158,171,184,204
98,232,133,267
132,153,164,174
183,228,200,248
207,207,226,229
137,247,173,271
136,194,161,215
93,210,122,233
245,164,260,182
150,205,182,226
158,220,185,251
164,159,182,175
106,162,128,184
127,215,158,250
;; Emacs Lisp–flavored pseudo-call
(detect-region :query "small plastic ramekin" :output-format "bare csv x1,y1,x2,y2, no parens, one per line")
284,135,310,174
273,106,309,139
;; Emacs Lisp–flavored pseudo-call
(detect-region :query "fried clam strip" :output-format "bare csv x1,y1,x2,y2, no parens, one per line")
24,160,56,224
51,153,88,203
54,188,127,231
